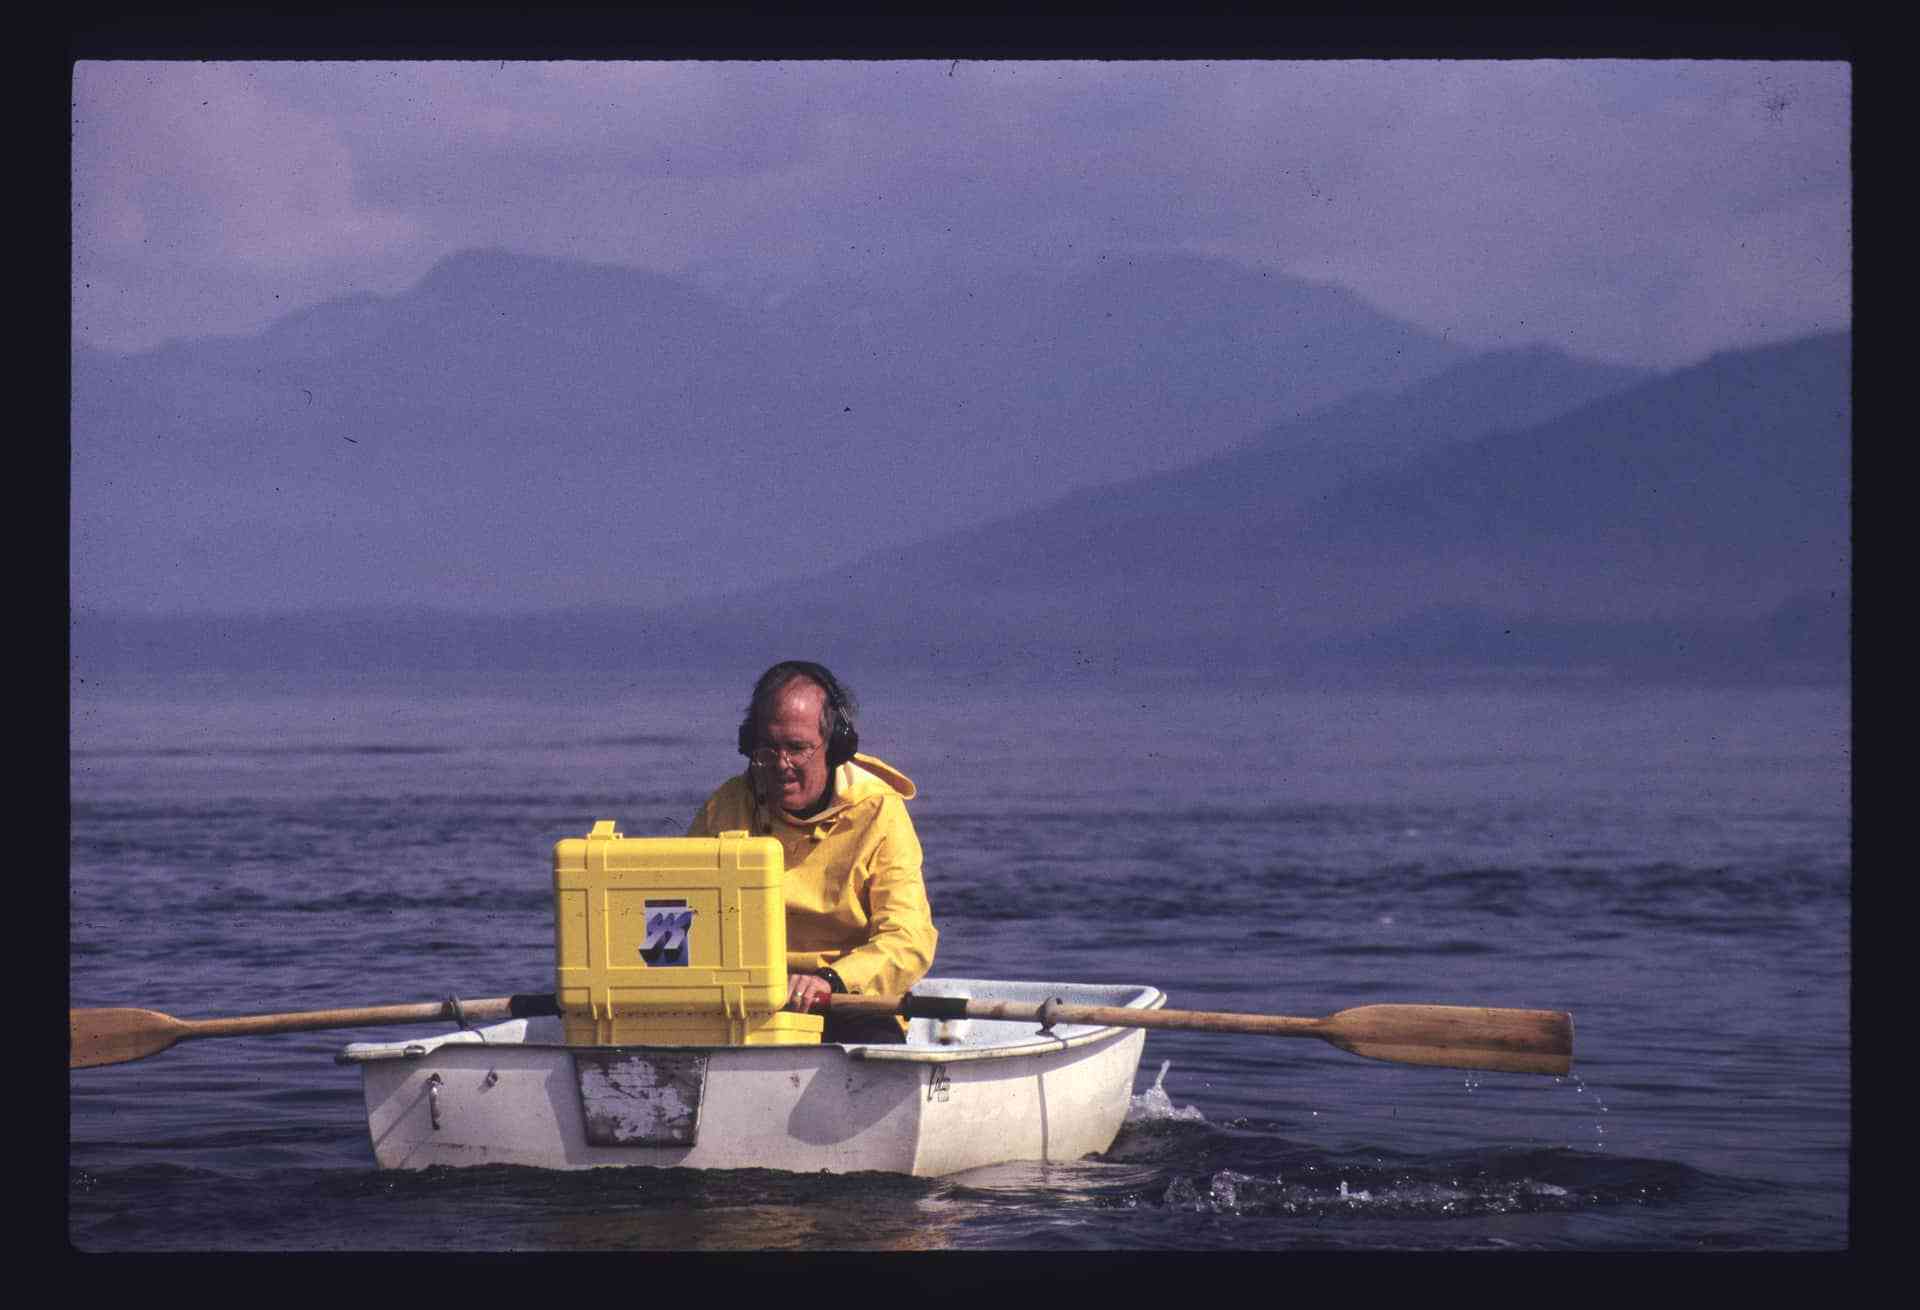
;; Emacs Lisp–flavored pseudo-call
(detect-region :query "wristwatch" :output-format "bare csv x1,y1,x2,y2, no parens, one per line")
816,967,847,994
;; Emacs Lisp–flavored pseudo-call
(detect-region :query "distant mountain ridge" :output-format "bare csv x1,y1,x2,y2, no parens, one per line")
72,322,1848,684
72,247,1472,617
1311,333,1849,547
916,342,1657,590
611,329,1848,679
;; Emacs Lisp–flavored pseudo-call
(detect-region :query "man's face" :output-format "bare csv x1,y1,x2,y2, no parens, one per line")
752,678,832,814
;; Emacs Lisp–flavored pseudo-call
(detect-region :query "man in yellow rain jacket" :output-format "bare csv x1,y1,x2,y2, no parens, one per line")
687,661,937,1043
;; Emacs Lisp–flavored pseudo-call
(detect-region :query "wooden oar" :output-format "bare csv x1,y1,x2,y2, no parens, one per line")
829,994,1574,1075
69,994,561,1070
73,991,1573,1077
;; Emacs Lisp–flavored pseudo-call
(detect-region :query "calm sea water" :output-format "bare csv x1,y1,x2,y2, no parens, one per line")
68,669,1851,1251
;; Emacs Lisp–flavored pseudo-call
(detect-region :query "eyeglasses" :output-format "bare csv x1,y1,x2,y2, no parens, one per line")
750,744,820,770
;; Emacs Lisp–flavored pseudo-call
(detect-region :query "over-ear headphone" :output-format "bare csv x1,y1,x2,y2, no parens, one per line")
737,661,860,770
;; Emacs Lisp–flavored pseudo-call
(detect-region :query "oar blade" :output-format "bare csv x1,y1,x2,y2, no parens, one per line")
1320,1004,1574,1076
70,1008,192,1070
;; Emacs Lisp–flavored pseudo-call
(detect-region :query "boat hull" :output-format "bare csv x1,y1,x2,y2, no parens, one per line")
340,978,1164,1176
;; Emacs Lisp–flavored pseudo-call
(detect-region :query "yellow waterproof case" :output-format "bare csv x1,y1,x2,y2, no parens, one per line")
552,821,822,1046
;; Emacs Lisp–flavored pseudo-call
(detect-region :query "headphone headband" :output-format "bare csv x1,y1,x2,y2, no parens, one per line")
737,661,859,769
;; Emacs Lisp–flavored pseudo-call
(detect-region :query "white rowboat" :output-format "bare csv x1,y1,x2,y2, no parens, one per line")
336,978,1167,1176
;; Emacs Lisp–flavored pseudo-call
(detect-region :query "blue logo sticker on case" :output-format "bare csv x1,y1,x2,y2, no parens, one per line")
640,900,694,966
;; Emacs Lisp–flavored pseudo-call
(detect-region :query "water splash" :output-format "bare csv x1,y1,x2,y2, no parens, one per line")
1555,1073,1611,1150
1126,1060,1207,1124
1163,1169,1262,1213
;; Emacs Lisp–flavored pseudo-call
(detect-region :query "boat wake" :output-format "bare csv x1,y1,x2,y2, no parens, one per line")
1094,1136,1709,1228
1156,1168,1579,1218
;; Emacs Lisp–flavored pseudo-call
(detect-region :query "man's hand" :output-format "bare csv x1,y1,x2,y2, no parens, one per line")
787,973,833,1014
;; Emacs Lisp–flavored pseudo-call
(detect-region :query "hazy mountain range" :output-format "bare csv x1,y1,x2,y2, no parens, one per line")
70,250,1849,683
71,249,1469,615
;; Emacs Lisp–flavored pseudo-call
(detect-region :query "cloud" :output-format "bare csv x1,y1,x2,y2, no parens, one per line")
74,63,419,269
1179,61,1852,362
71,60,1849,363
73,62,424,344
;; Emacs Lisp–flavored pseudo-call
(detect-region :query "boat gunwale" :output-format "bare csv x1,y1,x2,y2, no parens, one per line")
337,979,1166,1066
855,982,1166,1062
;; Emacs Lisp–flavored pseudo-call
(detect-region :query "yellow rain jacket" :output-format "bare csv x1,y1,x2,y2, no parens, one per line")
687,753,937,1004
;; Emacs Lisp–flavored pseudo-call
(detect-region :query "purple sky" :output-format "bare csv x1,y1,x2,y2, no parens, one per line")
72,60,1849,368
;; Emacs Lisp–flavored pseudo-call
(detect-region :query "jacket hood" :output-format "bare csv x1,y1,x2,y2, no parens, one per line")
837,752,916,802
